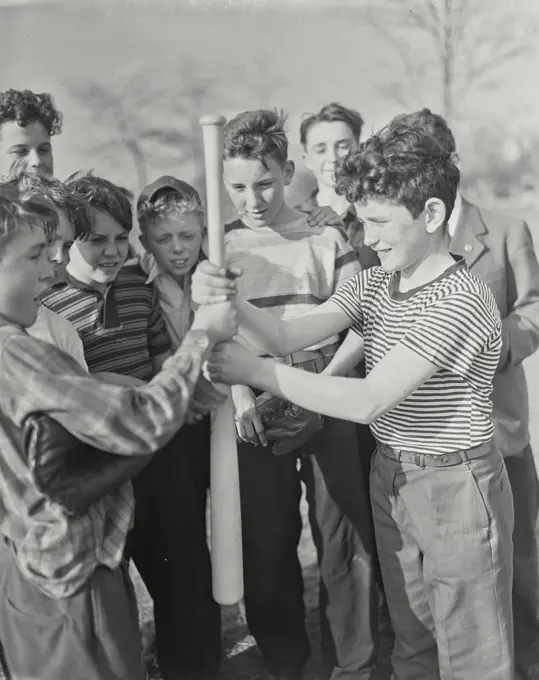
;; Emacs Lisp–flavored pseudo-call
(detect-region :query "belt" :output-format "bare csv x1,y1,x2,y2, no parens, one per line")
376,440,493,468
261,342,338,367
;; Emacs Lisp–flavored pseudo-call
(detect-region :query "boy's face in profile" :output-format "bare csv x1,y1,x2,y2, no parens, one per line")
0,219,54,327
49,208,75,285
143,212,204,282
76,210,130,284
0,121,54,179
357,198,431,274
224,155,294,228
303,121,357,190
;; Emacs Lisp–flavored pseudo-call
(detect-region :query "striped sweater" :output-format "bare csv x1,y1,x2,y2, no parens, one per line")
225,215,360,354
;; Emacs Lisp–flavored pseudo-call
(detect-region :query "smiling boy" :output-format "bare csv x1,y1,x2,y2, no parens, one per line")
0,191,237,680
0,89,61,178
219,109,379,680
194,117,515,680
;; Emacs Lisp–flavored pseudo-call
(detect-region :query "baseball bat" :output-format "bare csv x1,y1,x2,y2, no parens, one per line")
200,115,244,606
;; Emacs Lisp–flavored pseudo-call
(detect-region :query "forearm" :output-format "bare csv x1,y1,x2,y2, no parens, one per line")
322,330,365,377
252,357,376,424
237,297,350,356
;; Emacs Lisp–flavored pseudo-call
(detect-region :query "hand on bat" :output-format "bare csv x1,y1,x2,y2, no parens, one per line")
207,340,261,389
231,384,268,447
192,300,239,343
307,206,345,229
192,260,242,305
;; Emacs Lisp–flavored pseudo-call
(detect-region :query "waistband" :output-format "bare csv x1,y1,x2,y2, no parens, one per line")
376,440,493,468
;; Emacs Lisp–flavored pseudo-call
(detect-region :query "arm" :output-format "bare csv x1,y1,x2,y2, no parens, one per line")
322,330,365,376
208,341,437,424
498,220,539,369
152,350,172,374
1,303,237,456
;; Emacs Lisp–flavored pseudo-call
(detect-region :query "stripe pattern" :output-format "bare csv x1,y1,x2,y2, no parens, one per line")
42,264,171,380
331,261,502,454
225,216,360,353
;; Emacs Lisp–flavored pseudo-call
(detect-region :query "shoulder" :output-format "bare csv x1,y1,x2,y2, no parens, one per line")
431,266,500,320
117,261,149,284
465,199,528,236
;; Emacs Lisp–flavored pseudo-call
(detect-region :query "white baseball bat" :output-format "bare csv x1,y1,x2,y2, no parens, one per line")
200,115,244,606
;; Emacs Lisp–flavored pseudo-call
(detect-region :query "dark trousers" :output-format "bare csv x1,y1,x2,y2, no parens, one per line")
130,419,221,680
239,415,379,680
505,446,539,675
0,544,143,680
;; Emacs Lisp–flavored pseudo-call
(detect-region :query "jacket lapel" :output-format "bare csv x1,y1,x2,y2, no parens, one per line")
450,197,489,269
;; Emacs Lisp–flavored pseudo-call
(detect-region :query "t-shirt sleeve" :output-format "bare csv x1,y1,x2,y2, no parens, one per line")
400,289,502,377
147,287,172,358
329,271,368,336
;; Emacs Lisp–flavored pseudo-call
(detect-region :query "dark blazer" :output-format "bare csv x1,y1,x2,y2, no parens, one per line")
451,197,539,456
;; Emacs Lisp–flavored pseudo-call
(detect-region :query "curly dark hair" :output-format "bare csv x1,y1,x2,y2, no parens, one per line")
299,102,364,147
17,174,91,239
138,188,204,234
391,108,456,155
64,173,133,236
0,89,63,136
224,109,289,167
334,117,460,220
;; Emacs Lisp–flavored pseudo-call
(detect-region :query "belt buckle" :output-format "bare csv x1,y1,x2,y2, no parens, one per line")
414,453,426,468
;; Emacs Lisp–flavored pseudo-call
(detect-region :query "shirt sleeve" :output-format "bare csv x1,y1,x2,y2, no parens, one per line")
333,233,361,292
329,269,373,336
147,286,172,358
0,329,210,456
400,289,502,377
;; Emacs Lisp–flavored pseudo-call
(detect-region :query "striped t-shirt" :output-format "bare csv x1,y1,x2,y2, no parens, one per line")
225,215,360,354
41,264,171,381
331,259,502,454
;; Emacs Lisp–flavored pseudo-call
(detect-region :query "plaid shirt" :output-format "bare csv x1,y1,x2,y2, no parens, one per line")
0,320,210,598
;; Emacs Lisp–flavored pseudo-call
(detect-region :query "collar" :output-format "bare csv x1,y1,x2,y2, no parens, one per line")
139,252,162,286
447,192,463,238
388,255,466,301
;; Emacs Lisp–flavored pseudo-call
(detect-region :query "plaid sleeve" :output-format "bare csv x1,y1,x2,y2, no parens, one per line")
147,286,172,358
0,330,209,456
333,232,361,292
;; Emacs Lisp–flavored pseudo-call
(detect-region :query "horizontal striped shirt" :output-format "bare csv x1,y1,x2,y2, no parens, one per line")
41,264,171,380
331,259,502,454
225,215,360,354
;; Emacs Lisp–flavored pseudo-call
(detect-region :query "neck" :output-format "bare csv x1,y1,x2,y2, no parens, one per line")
316,185,350,215
399,237,455,292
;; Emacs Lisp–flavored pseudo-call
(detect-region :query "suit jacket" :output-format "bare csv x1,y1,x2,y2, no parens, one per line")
451,197,539,456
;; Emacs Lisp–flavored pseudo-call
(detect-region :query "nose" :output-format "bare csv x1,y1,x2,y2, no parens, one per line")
103,242,119,257
40,255,56,283
27,149,43,170
363,223,379,248
245,188,263,210
49,242,64,265
171,235,185,254
327,146,338,163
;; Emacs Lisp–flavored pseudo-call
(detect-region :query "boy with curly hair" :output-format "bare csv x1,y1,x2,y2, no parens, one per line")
0,88,62,178
213,108,379,680
193,116,515,679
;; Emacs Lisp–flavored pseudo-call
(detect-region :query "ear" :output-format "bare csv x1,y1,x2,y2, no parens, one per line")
424,198,446,234
451,151,461,170
284,159,295,187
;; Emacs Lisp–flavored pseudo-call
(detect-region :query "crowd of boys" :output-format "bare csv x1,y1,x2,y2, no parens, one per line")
0,86,537,680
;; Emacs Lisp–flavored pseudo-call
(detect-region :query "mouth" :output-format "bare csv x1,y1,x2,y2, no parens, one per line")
99,262,119,271
375,248,391,257
170,258,190,268
247,210,266,219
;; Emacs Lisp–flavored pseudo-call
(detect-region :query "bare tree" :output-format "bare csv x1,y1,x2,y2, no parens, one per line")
69,70,207,192
365,0,535,123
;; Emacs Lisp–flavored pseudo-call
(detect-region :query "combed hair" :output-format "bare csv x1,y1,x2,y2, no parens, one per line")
391,108,456,155
223,109,289,167
17,174,91,239
300,102,364,147
334,116,460,220
138,188,204,234
64,172,133,236
0,89,62,135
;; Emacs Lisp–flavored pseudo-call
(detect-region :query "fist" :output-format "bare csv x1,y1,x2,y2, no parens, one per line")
192,260,241,306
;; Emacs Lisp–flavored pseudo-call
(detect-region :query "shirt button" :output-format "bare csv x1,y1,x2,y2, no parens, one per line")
464,244,473,253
